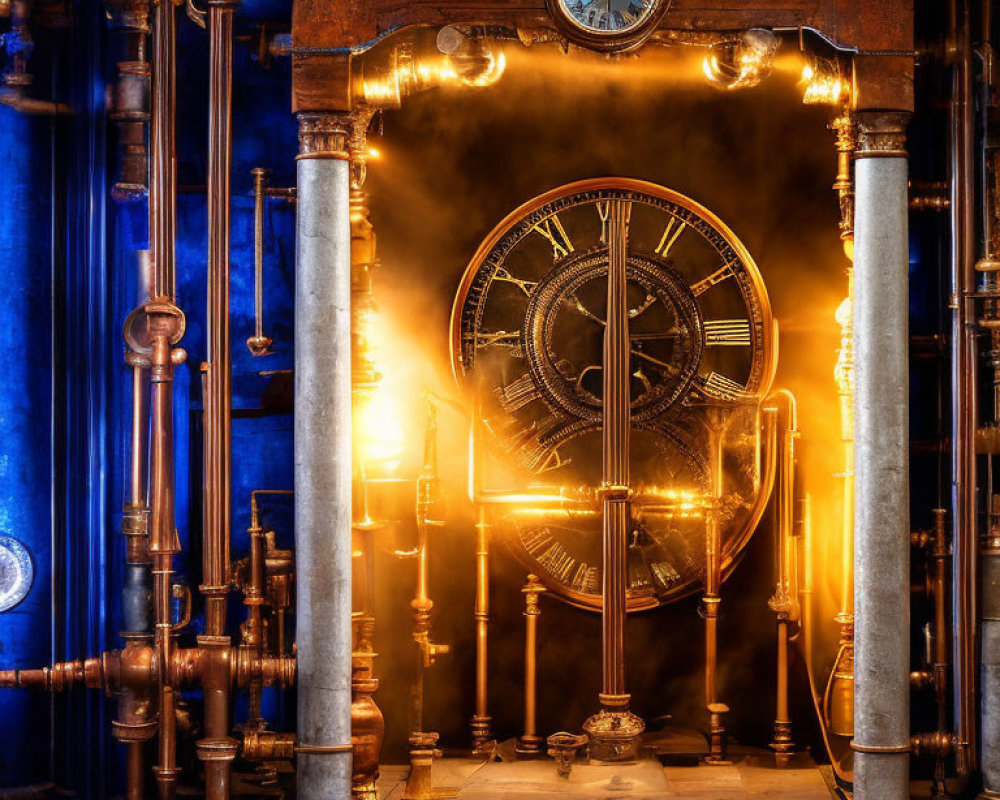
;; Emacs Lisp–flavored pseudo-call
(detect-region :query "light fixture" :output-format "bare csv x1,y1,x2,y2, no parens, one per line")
702,28,779,90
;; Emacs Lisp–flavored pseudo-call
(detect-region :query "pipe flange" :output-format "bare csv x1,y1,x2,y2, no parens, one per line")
196,737,239,762
850,741,912,754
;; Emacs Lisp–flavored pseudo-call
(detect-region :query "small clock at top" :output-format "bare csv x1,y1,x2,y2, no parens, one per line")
559,0,659,34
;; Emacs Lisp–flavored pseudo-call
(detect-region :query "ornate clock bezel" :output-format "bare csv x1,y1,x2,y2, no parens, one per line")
450,177,778,612
545,0,671,52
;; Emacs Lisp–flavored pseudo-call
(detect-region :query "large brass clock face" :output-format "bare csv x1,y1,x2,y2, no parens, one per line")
451,178,776,611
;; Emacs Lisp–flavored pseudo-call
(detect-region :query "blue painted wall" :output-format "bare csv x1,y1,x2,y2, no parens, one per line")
0,103,56,789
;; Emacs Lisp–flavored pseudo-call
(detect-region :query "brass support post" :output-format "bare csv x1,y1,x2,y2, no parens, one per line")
583,198,644,761
767,393,799,766
702,412,734,766
516,575,546,758
403,732,440,800
470,503,494,754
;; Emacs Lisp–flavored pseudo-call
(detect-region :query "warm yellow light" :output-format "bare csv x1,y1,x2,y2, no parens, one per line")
800,58,847,106
843,236,855,263
357,385,405,470
367,147,381,160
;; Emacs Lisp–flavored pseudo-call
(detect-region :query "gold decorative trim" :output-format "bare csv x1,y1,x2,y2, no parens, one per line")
855,112,909,159
296,113,351,161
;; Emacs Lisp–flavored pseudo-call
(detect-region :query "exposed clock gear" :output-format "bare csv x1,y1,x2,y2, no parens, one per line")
452,178,776,609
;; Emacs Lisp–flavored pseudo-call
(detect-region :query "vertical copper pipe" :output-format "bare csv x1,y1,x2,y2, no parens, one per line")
149,0,175,300
203,0,234,638
769,395,798,764
127,741,145,800
130,361,150,511
704,425,723,710
149,330,182,800
247,167,273,355
200,3,238,797
950,0,978,775
600,199,631,702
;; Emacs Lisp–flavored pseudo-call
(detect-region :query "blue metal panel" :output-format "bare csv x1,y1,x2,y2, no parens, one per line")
0,104,55,789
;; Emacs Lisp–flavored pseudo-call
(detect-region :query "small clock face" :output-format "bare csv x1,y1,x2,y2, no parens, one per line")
452,178,776,611
559,0,658,34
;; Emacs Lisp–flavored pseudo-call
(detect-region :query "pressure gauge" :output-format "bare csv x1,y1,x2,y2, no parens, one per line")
0,536,33,613
548,0,667,51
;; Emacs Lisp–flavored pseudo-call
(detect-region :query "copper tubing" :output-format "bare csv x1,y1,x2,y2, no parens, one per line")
767,395,798,762
703,423,724,711
130,361,150,515
203,0,235,639
412,402,448,736
248,167,273,355
199,4,239,796
929,508,950,791
149,331,182,800
950,0,978,775
150,0,176,300
471,503,492,752
600,199,631,704
126,743,144,800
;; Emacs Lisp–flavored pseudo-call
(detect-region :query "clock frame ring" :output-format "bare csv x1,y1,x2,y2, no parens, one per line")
544,0,672,52
450,177,778,612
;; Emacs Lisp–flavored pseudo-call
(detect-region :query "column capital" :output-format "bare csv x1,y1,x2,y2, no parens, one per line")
296,113,351,161
855,112,910,159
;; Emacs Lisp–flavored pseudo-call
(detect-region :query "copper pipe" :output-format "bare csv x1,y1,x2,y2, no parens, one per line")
470,502,492,753
126,742,144,800
247,168,273,356
515,575,545,757
601,199,630,702
149,0,176,300
950,0,978,775
929,508,950,794
704,427,723,710
411,401,449,738
148,327,184,800
702,411,735,765
767,394,799,765
203,0,235,639
469,399,493,752
200,3,238,795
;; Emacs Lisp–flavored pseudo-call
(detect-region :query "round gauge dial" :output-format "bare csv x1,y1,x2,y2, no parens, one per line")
451,178,776,611
0,536,33,613
558,0,659,33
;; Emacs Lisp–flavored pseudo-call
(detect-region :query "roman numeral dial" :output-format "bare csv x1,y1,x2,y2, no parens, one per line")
452,178,774,611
